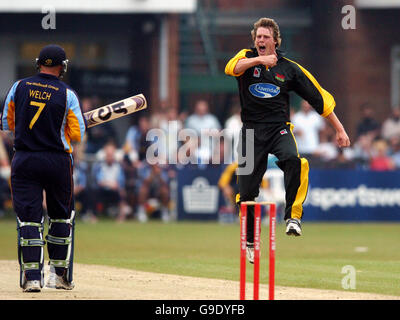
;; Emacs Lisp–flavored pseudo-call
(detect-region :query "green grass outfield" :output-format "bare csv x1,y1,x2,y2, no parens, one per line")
0,218,399,297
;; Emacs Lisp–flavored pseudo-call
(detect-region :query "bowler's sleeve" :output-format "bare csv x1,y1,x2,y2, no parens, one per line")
225,49,251,77
285,58,335,117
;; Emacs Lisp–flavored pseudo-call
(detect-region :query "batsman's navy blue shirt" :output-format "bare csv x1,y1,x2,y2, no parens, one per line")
1,73,86,153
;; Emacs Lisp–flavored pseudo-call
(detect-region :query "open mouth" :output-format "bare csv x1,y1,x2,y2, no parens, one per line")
258,45,266,54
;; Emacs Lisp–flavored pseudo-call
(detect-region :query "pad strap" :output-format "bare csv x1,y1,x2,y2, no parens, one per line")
17,220,44,232
45,235,72,245
20,238,46,247
49,259,70,268
21,262,40,271
49,218,73,224
49,211,75,226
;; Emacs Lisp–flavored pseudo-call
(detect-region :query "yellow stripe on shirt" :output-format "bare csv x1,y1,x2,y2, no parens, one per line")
225,49,251,77
284,57,335,117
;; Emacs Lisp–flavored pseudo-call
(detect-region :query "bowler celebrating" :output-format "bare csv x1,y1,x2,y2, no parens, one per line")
225,18,350,263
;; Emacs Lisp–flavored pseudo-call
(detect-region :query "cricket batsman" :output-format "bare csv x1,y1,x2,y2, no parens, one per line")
1,44,86,291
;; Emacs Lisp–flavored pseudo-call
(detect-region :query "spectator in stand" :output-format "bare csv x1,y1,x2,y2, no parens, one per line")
381,107,400,141
292,100,324,160
177,134,200,166
123,115,153,162
72,147,95,223
74,161,95,222
82,97,117,154
150,106,183,164
136,162,170,223
369,139,395,171
0,131,14,160
185,100,221,164
313,124,338,165
0,132,11,216
388,136,400,168
331,148,356,169
352,133,373,168
120,151,140,219
92,141,131,221
224,103,242,162
356,103,380,140
185,99,221,134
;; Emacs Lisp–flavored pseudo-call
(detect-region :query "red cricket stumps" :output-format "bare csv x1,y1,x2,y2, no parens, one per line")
253,204,261,300
269,203,276,300
239,203,247,300
240,201,276,300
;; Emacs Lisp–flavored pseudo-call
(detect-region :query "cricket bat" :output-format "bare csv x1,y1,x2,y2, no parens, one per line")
84,94,147,128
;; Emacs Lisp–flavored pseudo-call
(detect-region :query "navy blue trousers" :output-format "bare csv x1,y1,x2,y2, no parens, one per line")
11,150,74,281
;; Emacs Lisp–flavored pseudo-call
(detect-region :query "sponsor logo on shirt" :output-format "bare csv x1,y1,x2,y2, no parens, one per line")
248,83,280,98
253,67,261,78
280,129,288,135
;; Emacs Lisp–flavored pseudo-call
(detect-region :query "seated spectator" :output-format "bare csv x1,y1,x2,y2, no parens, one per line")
0,131,13,160
369,139,395,171
120,153,140,217
185,99,221,134
0,132,11,216
92,141,131,221
292,100,324,159
212,136,230,166
136,162,170,223
124,115,153,162
388,136,400,168
381,107,400,141
72,147,96,223
224,104,242,162
185,100,221,164
149,106,183,164
328,148,356,169
83,97,117,154
177,134,200,166
313,125,338,163
352,133,374,168
356,103,380,140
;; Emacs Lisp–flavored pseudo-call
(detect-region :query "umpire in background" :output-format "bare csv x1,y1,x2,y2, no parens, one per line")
1,44,86,292
225,18,350,263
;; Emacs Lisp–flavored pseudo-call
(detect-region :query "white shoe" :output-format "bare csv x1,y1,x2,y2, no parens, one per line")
137,207,148,223
23,280,41,292
161,209,170,223
286,218,302,236
246,242,254,264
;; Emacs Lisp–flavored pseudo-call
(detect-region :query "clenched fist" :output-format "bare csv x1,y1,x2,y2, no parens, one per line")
258,54,278,68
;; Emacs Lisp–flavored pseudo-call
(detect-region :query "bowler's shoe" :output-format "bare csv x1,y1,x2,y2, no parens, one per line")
286,218,302,236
